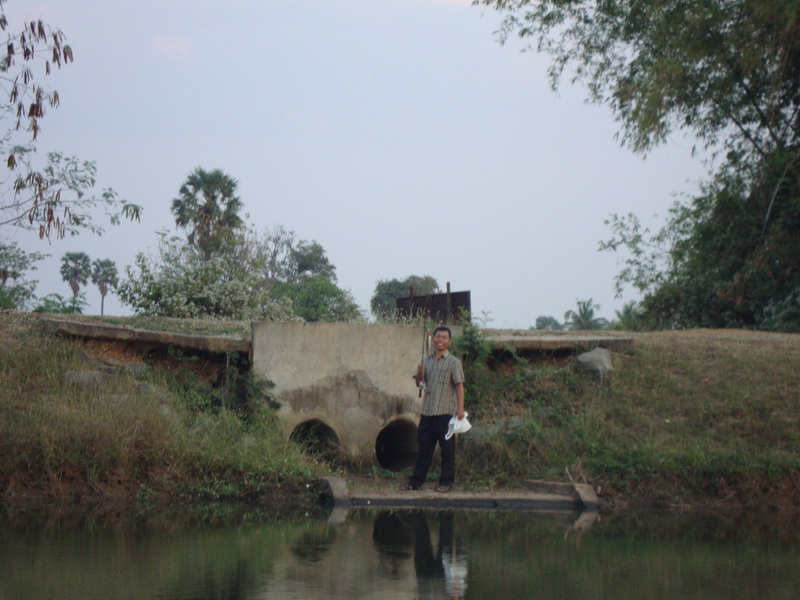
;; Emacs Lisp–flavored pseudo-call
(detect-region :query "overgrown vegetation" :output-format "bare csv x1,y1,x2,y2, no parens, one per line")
452,325,800,509
4,311,799,512
0,312,321,510
117,168,361,322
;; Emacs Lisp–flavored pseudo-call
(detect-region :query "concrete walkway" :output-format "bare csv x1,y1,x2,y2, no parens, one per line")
315,477,599,512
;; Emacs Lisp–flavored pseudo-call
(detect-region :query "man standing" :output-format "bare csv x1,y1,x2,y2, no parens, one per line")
402,326,465,493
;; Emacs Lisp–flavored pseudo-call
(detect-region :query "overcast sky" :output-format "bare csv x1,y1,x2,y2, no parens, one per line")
5,0,706,328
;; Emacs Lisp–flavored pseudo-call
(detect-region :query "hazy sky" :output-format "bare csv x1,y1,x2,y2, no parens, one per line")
6,0,706,328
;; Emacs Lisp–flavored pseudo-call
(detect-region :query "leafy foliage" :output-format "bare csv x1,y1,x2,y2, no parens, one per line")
1,151,141,239
117,232,296,320
563,298,609,330
123,167,359,321
532,315,562,331
273,274,361,322
0,3,140,239
478,0,800,331
602,156,800,330
0,241,46,309
453,320,492,368
32,292,86,314
370,275,440,318
475,0,800,157
118,226,360,322
610,300,642,331
287,239,337,281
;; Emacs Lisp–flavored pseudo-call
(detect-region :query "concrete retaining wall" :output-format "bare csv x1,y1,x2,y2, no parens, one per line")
251,322,457,461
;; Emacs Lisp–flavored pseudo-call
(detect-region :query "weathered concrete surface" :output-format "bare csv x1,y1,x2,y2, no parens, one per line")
251,322,458,460
40,317,249,355
484,329,633,354
317,476,598,512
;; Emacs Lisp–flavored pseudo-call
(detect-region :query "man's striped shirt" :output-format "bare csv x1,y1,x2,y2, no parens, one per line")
421,351,465,416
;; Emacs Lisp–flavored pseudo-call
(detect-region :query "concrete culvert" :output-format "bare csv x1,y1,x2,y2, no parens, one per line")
290,419,342,463
375,419,418,471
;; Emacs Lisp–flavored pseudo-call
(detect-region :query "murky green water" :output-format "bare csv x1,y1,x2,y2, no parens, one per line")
1,507,798,599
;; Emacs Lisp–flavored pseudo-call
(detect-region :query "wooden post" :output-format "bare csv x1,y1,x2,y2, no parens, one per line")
446,282,452,324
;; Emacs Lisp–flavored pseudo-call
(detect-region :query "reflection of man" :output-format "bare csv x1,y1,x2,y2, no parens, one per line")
372,510,468,600
403,326,465,493
413,511,467,600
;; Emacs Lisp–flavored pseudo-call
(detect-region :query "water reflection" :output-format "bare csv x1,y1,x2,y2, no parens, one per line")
373,510,467,599
1,506,798,600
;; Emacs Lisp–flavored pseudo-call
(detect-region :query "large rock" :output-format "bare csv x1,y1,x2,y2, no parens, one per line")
65,370,113,391
576,347,614,380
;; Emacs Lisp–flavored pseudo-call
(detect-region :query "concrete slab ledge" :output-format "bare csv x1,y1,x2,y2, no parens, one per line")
40,317,250,355
346,497,579,511
484,330,633,354
315,477,598,512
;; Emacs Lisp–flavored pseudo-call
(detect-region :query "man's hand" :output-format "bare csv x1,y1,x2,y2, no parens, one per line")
415,363,425,397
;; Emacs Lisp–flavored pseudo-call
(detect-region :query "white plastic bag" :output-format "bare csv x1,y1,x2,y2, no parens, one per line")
445,411,472,440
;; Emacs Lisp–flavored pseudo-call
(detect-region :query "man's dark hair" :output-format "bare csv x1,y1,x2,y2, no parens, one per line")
432,326,452,338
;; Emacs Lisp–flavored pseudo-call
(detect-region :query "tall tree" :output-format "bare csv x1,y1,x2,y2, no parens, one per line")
90,258,118,316
59,251,90,300
564,298,608,330
170,167,244,258
611,300,641,331
533,315,562,331
474,0,800,157
370,275,440,318
287,240,337,281
477,0,800,330
0,2,140,239
117,227,358,322
274,274,361,323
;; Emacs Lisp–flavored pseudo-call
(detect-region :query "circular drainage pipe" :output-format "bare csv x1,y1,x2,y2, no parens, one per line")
290,419,341,463
375,419,418,471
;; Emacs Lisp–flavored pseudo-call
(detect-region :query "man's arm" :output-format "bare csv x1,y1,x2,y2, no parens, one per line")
455,382,465,420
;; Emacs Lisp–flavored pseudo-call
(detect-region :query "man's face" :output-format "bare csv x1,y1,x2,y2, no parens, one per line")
432,329,451,353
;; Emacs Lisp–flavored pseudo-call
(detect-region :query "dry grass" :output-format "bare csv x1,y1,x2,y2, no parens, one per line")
458,327,800,508
0,311,320,509
4,310,799,510
616,330,800,457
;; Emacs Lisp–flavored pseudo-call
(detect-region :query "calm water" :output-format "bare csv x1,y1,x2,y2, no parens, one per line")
1,506,799,599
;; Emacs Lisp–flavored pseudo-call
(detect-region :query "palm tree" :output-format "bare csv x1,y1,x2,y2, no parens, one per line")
60,252,91,300
91,259,118,316
564,298,609,330
170,167,244,258
612,300,640,331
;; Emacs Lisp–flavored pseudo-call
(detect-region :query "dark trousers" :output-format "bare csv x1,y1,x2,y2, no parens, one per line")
409,414,455,487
